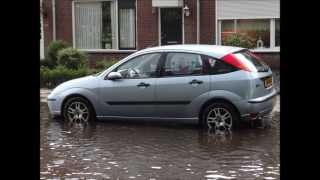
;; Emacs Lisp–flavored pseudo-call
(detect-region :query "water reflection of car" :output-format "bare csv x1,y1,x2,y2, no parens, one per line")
47,45,277,130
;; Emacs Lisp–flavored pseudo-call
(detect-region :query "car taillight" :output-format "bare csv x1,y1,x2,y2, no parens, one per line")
222,53,253,72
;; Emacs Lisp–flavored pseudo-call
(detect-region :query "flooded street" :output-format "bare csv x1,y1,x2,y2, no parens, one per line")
41,91,280,180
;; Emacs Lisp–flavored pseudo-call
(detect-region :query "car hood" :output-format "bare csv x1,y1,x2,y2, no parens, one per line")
49,75,97,97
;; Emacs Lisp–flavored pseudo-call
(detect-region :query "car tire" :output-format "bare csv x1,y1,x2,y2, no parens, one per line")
201,102,240,130
63,96,95,123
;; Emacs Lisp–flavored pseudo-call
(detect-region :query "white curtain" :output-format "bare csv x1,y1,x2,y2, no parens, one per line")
119,9,135,48
110,1,118,49
75,2,102,49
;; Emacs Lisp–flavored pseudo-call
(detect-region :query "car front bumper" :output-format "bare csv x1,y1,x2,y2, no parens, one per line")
47,94,63,116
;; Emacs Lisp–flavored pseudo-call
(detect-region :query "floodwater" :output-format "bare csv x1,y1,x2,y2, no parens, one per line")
40,95,280,180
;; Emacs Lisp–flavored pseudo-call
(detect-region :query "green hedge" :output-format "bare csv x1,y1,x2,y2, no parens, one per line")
40,51,119,88
57,47,88,69
47,40,70,67
40,66,97,88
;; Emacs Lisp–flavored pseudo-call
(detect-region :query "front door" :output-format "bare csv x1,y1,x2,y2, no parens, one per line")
99,53,162,117
161,8,182,45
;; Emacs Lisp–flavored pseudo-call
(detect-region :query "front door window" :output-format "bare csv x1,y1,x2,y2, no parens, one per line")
115,53,162,79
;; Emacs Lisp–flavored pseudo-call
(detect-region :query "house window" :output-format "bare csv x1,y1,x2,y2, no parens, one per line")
219,18,280,50
237,19,270,48
221,20,235,42
101,2,114,49
118,0,136,49
74,0,136,50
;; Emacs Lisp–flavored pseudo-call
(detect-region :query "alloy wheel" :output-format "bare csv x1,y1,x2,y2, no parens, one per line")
66,101,90,123
206,107,232,131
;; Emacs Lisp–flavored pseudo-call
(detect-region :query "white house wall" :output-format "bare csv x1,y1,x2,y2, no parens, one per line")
217,0,280,19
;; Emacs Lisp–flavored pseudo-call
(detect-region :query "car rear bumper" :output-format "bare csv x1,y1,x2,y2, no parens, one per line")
239,89,277,121
247,88,277,103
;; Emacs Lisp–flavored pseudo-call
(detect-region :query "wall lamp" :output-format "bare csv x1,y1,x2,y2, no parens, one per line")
183,5,190,17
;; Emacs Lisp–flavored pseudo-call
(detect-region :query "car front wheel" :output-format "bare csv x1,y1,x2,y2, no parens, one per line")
63,97,95,123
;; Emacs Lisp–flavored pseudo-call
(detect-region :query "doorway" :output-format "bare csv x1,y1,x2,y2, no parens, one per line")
160,8,183,45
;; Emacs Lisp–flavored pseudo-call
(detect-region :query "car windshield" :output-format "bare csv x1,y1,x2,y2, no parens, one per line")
233,50,269,72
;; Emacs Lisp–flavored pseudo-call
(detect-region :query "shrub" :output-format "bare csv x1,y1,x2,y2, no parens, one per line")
47,40,70,67
40,59,55,68
95,58,118,71
57,47,88,69
223,33,255,49
40,66,51,87
40,66,90,88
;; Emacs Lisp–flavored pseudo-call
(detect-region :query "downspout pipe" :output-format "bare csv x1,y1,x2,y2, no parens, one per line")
52,0,56,41
197,0,200,44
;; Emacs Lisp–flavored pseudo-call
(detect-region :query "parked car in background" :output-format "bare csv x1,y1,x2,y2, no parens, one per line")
48,45,277,131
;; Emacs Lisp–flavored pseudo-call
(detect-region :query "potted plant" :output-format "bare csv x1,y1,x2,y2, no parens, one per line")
223,33,255,49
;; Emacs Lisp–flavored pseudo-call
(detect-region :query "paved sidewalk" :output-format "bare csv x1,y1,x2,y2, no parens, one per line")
40,89,52,103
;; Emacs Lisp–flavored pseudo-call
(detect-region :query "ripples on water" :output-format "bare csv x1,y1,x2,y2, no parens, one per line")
40,103,280,180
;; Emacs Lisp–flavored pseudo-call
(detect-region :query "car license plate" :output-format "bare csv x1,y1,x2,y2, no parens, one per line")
264,76,273,88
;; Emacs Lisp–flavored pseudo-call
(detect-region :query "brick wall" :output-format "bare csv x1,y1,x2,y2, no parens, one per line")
254,52,280,70
42,0,73,56
184,0,197,44
200,0,215,44
56,0,73,44
137,0,159,49
42,0,53,56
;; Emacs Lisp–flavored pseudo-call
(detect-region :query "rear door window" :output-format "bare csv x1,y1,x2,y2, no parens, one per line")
162,53,204,76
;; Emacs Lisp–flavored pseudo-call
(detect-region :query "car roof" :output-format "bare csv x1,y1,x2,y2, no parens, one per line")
137,44,245,59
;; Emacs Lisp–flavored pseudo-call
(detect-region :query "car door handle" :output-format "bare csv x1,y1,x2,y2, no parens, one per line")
137,82,150,87
189,79,203,85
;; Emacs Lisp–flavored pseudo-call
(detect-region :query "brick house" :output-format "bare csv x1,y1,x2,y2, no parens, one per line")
41,0,280,69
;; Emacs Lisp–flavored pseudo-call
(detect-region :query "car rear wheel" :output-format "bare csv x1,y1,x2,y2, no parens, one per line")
63,97,95,123
201,102,240,131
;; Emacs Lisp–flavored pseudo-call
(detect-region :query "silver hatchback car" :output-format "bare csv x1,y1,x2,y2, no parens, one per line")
48,45,277,130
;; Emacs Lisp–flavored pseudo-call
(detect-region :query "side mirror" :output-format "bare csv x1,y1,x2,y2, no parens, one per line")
107,72,122,80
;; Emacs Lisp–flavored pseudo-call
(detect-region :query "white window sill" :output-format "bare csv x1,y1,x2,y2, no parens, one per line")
251,48,280,53
79,49,138,53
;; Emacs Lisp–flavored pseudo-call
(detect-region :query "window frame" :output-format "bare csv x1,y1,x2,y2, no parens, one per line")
105,52,165,80
274,18,280,48
158,52,207,78
72,0,137,52
118,0,136,50
217,18,280,52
